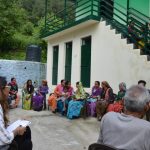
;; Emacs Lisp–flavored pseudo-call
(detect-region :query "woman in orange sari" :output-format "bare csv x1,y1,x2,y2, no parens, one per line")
48,79,65,113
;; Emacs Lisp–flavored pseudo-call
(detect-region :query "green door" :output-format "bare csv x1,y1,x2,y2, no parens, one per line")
52,46,59,85
81,36,91,87
65,42,72,81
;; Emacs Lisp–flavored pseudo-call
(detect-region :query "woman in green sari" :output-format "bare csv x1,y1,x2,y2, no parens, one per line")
67,82,86,119
107,82,126,113
116,82,126,101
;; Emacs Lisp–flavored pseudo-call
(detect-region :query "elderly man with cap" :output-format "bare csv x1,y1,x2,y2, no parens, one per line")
97,85,150,150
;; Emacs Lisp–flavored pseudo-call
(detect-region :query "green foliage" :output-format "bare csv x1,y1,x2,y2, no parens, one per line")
21,0,45,25
0,49,26,60
0,0,27,51
0,0,74,62
22,22,34,36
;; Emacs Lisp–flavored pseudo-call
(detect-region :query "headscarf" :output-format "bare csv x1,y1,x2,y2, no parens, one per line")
102,81,111,89
101,81,112,101
119,82,126,92
75,82,86,99
116,82,126,101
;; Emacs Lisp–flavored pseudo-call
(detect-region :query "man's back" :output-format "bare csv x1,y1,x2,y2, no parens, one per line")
98,112,150,150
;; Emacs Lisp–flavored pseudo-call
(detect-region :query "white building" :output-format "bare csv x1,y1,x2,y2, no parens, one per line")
42,0,150,92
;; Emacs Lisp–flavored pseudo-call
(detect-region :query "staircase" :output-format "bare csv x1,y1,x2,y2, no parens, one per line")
43,0,150,91
42,0,149,57
92,20,150,91
100,0,150,57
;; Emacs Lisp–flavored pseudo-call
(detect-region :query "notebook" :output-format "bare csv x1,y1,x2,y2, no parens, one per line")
7,120,31,133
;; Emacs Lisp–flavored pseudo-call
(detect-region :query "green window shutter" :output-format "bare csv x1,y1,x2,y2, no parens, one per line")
81,37,91,87
65,42,72,81
52,46,59,85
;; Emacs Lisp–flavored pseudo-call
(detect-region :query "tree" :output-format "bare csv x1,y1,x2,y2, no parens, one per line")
0,0,75,54
0,0,26,51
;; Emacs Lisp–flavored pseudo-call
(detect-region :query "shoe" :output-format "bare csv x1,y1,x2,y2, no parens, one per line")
52,110,56,113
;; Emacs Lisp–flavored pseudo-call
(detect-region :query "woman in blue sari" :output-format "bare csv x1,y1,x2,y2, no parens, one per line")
67,82,86,119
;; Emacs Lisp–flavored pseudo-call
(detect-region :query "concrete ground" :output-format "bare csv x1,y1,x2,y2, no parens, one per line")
9,98,100,150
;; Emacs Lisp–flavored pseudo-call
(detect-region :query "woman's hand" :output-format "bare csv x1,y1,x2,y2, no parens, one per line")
13,126,26,136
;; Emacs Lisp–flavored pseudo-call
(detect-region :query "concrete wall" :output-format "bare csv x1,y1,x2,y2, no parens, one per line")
46,21,150,93
0,60,46,88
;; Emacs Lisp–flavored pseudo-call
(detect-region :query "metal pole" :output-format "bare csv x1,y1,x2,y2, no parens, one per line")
127,0,129,25
45,0,48,29
64,0,67,25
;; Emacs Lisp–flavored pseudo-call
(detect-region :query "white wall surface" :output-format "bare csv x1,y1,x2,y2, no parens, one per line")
46,21,150,93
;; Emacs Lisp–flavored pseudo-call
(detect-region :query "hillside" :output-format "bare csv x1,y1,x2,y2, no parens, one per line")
0,0,74,62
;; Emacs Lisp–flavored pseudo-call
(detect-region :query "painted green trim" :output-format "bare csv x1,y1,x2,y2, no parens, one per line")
41,15,99,38
42,0,150,55
100,0,150,55
127,0,129,25
41,0,100,38
64,0,67,25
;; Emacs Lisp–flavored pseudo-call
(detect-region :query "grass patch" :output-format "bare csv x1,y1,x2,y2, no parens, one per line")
0,50,26,61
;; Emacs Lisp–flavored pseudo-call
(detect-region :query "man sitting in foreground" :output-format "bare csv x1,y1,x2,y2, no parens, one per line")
97,85,150,150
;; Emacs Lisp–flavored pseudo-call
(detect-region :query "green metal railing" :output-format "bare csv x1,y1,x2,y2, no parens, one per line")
42,0,150,55
100,0,150,55
41,0,100,38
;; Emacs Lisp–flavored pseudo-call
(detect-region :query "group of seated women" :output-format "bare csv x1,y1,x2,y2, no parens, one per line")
22,79,49,111
48,79,126,120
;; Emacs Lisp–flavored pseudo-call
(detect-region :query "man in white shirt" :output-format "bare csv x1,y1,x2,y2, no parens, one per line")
97,85,150,150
